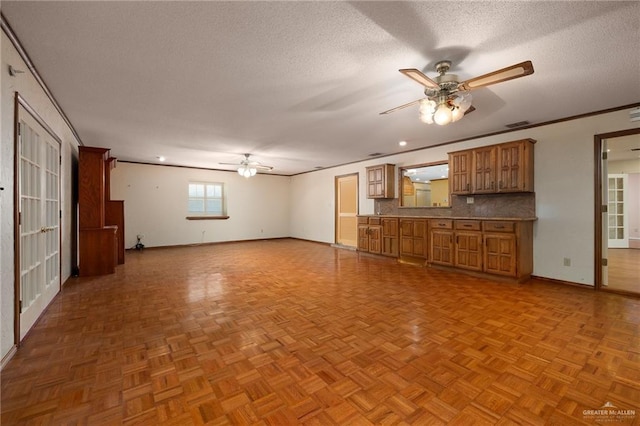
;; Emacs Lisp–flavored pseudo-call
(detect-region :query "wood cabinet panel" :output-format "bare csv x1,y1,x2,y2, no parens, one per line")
79,147,108,229
473,146,497,193
399,218,428,260
449,151,472,195
358,215,533,282
366,164,395,199
484,233,517,276
381,217,399,257
455,231,483,271
357,216,384,255
79,146,125,276
449,139,535,195
497,141,535,192
430,229,453,265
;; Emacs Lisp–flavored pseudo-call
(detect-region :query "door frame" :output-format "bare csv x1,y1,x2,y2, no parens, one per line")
594,127,640,293
13,92,63,345
334,172,359,247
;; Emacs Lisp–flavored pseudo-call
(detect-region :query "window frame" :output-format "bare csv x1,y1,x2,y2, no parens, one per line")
186,181,229,220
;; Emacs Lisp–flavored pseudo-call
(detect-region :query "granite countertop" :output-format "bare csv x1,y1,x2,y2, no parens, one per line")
358,215,538,221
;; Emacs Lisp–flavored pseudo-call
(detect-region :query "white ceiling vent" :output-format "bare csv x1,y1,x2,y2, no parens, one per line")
630,107,640,122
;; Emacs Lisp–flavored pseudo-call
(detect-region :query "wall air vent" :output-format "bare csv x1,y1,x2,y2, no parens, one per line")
505,120,530,129
630,107,640,122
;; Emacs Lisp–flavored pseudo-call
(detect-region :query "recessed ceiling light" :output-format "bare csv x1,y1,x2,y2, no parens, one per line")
399,140,407,147
157,156,166,162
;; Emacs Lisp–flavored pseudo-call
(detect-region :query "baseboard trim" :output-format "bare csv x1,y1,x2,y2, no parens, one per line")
125,237,293,251
530,275,595,289
1,345,17,371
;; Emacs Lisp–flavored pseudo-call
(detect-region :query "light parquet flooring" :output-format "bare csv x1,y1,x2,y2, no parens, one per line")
607,248,640,294
2,239,640,425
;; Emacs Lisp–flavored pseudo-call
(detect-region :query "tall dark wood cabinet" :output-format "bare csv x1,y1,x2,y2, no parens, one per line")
78,146,125,276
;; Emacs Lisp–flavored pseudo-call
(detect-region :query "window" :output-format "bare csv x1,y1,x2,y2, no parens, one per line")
187,182,227,218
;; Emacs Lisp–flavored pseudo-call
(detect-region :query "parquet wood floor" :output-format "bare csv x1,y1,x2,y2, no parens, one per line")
607,248,640,294
2,239,639,425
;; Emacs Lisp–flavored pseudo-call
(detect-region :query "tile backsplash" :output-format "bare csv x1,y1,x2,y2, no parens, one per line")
375,192,536,218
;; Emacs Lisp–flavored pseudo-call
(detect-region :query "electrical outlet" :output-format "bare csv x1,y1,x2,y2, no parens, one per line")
466,197,474,204
563,257,571,267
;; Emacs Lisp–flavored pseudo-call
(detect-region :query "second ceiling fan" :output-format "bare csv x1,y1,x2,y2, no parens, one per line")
381,60,534,125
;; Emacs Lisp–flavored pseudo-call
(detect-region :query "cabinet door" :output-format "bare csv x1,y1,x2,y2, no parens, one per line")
399,220,414,256
358,224,370,251
431,230,454,265
381,218,399,256
411,220,428,257
366,164,395,199
449,151,472,194
455,232,483,271
484,233,517,276
473,146,497,193
497,141,533,192
367,166,382,197
369,225,382,254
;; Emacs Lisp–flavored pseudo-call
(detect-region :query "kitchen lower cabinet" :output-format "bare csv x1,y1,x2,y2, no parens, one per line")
358,216,382,254
399,218,428,263
381,217,399,257
430,219,453,266
357,215,534,282
454,220,483,271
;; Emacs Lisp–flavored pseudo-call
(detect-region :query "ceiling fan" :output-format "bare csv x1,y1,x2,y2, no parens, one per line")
220,153,273,178
380,60,534,125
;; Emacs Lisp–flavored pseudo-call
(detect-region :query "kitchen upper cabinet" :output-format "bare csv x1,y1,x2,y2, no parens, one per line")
449,151,472,195
497,140,535,192
366,164,395,199
472,146,497,194
449,139,535,195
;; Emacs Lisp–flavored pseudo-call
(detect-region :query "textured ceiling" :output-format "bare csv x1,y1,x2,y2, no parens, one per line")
2,1,639,175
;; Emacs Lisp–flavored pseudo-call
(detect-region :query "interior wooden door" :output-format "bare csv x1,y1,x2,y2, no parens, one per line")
17,102,61,340
335,174,358,247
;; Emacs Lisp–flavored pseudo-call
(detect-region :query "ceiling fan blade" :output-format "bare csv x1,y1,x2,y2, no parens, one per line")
379,98,423,115
399,69,440,89
458,61,534,91
464,105,476,115
219,162,242,166
254,165,273,171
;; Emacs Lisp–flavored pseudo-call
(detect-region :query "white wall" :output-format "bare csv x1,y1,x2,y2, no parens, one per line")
1,32,81,361
110,162,291,248
291,108,639,286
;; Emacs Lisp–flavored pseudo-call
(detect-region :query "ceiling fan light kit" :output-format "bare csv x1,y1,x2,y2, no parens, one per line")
383,60,534,126
220,153,273,178
237,165,257,178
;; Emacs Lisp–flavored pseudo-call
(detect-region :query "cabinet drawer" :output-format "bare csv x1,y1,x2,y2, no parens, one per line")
483,221,515,233
455,220,481,231
369,217,381,225
358,216,370,225
430,219,453,229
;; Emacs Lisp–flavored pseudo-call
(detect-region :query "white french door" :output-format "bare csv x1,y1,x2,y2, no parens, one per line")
17,103,61,340
607,174,629,249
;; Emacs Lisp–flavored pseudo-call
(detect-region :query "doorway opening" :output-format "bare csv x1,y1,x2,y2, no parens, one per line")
594,128,640,295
